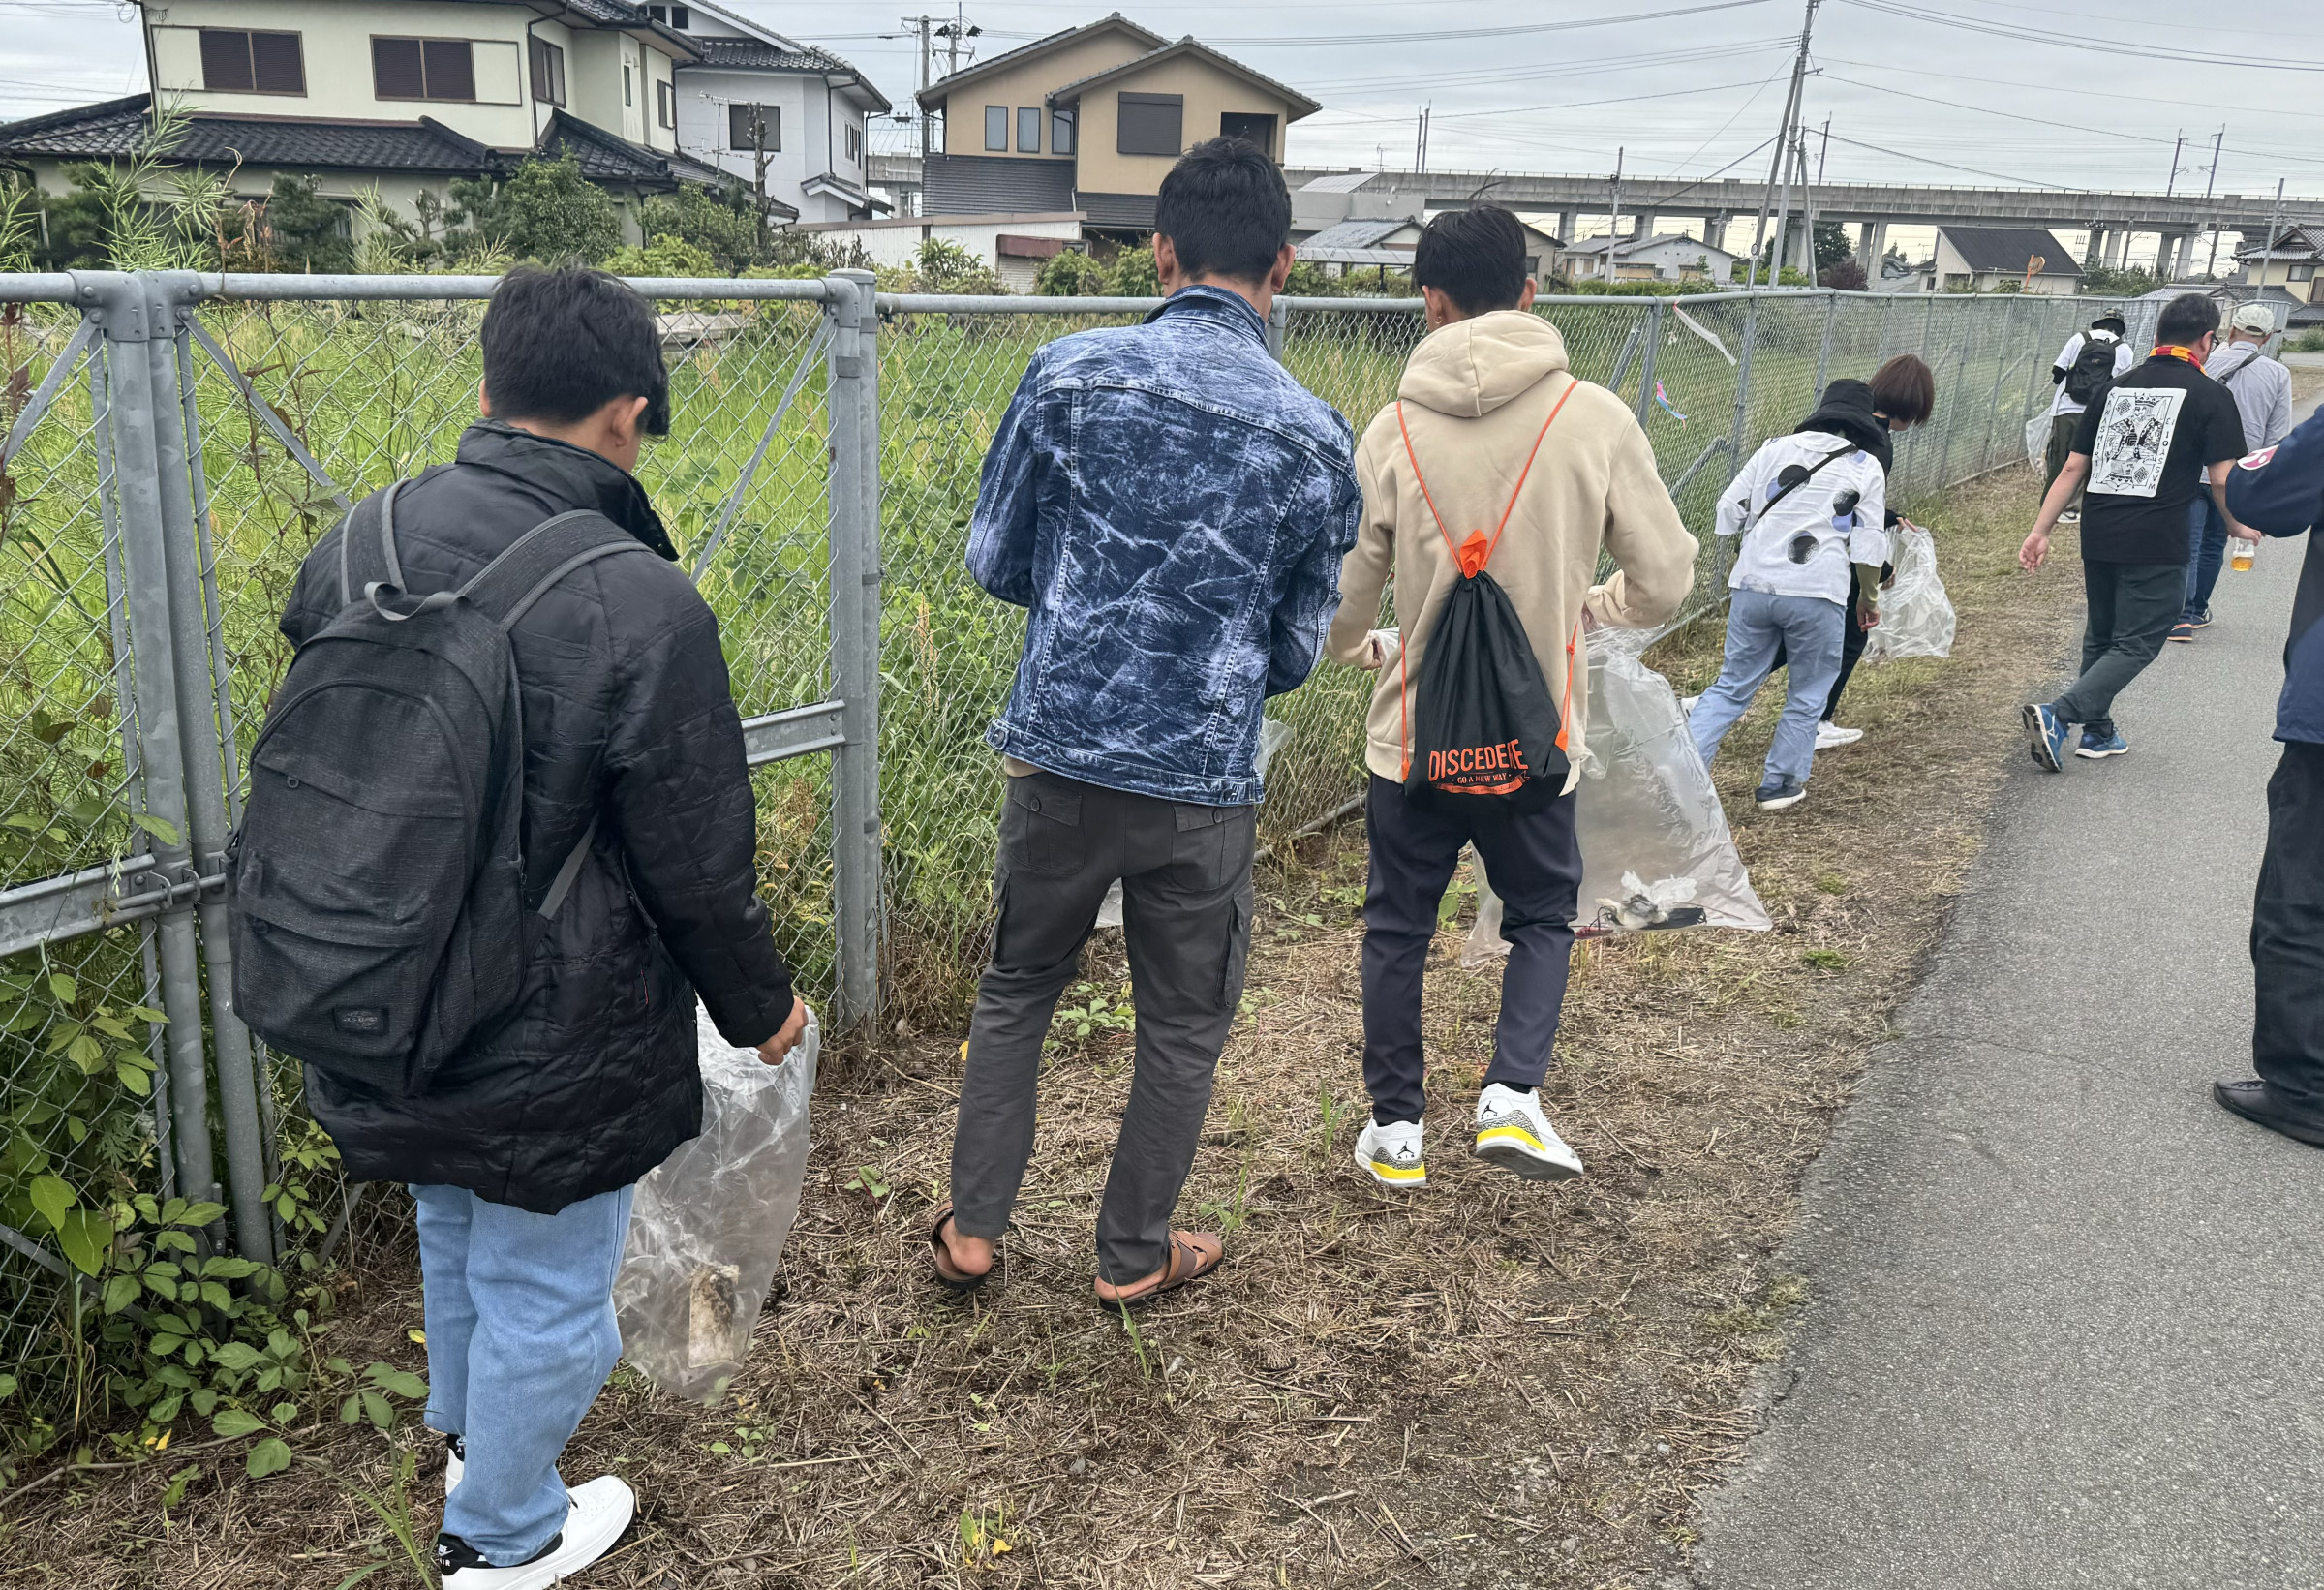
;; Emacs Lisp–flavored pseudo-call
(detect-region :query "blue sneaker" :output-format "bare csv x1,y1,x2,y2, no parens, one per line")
2022,703,2068,773
2075,727,2128,760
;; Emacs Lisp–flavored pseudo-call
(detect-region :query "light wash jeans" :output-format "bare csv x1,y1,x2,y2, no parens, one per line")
1690,588,1846,785
413,1181,636,1565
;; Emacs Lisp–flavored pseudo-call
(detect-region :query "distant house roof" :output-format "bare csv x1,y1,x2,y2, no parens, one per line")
0,94,505,175
1046,36,1322,120
922,151,1078,215
2235,224,2324,262
1937,226,2081,277
1300,246,1415,267
1301,217,1417,251
1299,170,1383,195
685,38,893,112
802,170,889,214
0,94,734,193
544,0,702,61
1565,231,1734,260
917,14,1169,108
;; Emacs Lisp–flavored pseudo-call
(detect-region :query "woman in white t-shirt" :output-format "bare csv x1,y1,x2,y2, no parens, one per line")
1689,378,1907,810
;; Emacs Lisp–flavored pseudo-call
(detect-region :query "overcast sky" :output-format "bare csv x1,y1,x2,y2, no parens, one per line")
12,0,2324,262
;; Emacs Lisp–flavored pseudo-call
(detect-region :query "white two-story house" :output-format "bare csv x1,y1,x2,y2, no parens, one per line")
640,0,890,223
0,0,839,239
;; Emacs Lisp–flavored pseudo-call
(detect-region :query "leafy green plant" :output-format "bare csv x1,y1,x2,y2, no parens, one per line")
1052,982,1135,1049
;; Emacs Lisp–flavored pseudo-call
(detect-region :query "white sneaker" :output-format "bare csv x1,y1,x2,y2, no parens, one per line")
1472,1084,1584,1182
443,1431,464,1494
1815,721,1864,749
2058,509,2081,525
1680,693,1700,717
1353,1118,1426,1187
437,1475,635,1588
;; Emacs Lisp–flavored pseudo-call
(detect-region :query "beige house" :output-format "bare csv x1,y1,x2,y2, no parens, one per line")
1923,226,2083,296
915,15,1320,232
2236,226,2324,305
0,0,738,240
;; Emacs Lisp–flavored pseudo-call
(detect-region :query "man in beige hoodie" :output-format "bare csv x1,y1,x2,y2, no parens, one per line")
1327,206,1697,1190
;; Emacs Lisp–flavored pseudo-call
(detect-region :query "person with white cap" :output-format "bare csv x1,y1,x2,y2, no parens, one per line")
2174,302,2295,641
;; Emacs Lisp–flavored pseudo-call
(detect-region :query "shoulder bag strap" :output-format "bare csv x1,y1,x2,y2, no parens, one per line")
1741,442,1858,536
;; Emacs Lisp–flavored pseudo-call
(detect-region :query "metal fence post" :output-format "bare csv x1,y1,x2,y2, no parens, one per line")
1718,292,1761,590
1631,298,1665,430
1814,290,1838,396
80,270,220,1219
823,270,881,1032
1267,297,1288,361
142,272,271,1264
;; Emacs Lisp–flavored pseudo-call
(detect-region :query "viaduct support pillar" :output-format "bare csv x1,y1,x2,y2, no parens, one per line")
2106,229,2130,270
1856,220,1887,279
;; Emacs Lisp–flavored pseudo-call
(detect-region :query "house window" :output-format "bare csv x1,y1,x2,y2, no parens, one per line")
624,64,633,107
372,38,474,102
1219,110,1276,157
646,4,690,26
199,29,304,95
1051,107,1075,155
1017,107,1040,152
1116,92,1183,157
657,78,675,129
1942,272,1972,292
529,37,566,107
984,105,1007,151
846,123,862,164
2293,263,2318,283
728,103,780,152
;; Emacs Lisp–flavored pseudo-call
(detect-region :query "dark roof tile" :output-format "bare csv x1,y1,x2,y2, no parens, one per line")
1937,226,2081,277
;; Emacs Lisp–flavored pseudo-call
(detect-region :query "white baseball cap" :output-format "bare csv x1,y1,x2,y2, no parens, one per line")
2230,303,2277,335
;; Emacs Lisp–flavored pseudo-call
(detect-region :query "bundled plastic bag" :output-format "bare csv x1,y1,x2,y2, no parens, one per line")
1861,523,1955,665
614,1001,816,1403
2025,413,2052,475
1098,718,1292,929
1468,628,1768,958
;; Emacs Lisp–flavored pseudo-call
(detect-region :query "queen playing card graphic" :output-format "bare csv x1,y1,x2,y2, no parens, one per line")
2087,386,2186,499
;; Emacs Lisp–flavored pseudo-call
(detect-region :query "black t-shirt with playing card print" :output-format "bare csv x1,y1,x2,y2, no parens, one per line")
2070,354,2248,563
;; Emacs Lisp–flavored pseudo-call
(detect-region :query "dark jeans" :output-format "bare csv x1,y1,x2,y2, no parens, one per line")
951,769,1254,1284
2050,560,2185,735
1360,775,1582,1126
2252,741,2324,1111
2184,495,2230,626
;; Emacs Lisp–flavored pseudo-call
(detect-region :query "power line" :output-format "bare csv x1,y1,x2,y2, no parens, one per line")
1820,128,2065,189
1815,53,2324,127
1837,0,2324,72
802,0,1776,48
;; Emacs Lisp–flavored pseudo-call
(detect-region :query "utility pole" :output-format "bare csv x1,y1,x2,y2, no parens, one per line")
1798,116,1828,279
2257,175,2286,295
1605,145,1624,280
2165,131,2184,198
1748,0,1819,288
2200,124,2226,280
753,113,771,256
908,15,933,157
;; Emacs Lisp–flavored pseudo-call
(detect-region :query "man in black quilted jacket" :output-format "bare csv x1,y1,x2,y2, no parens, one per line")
276,268,806,1590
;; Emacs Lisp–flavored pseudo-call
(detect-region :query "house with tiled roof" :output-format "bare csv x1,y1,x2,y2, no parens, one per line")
1923,226,2083,295
913,14,1321,235
0,0,883,241
2235,225,2324,306
641,0,891,221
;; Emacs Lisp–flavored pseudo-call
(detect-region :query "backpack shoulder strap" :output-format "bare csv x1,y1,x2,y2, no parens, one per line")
459,509,657,632
338,478,410,608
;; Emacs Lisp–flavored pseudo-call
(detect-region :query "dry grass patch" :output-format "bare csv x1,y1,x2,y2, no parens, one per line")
1,467,2080,1590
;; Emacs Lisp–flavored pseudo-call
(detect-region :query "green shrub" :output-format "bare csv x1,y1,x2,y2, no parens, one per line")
601,234,719,277
1034,250,1110,296
446,155,623,264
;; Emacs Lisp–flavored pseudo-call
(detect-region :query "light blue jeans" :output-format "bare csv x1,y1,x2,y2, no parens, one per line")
1691,588,1846,785
413,1181,636,1566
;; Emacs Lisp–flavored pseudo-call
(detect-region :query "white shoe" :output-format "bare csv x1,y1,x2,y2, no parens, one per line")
1472,1084,1584,1182
2058,509,2081,525
1815,721,1864,749
437,1475,635,1588
443,1432,464,1494
1680,693,1700,717
1353,1118,1426,1187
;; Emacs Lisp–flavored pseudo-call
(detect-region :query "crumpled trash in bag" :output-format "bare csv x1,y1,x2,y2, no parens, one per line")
614,1001,816,1403
1465,633,1765,956
1098,717,1293,929
1861,523,1954,665
2025,413,2051,475
1571,630,1766,935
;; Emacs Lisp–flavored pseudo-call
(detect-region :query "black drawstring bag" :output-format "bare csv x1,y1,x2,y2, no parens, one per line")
1395,382,1580,815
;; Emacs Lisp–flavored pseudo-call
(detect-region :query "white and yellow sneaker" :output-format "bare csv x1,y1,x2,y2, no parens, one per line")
1353,1119,1426,1188
1473,1084,1584,1181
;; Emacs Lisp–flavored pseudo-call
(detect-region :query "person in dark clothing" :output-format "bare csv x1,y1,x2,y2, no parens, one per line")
1752,354,1935,749
2215,402,2324,1147
274,268,805,1587
2020,293,2255,769
934,139,1361,1306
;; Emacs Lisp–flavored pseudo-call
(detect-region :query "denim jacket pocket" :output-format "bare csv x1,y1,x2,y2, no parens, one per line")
1005,777,1086,877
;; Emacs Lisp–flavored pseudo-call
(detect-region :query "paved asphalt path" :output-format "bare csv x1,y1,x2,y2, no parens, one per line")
1693,397,2324,1589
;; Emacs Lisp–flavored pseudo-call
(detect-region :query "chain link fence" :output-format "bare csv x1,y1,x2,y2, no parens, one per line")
0,271,2156,1412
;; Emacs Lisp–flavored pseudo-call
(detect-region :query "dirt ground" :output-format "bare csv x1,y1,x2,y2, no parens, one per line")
2,464,2082,1589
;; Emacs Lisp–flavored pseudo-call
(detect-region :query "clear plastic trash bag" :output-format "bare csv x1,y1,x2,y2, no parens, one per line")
1861,523,1955,665
1098,717,1292,929
2025,413,2051,474
1466,627,1768,962
614,1001,816,1403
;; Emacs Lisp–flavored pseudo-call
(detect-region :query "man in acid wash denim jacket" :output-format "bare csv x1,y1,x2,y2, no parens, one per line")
932,138,1361,1308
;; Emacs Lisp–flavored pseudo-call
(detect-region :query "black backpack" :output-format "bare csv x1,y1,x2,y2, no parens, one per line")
2064,335,2121,405
228,479,654,1095
1394,384,1579,815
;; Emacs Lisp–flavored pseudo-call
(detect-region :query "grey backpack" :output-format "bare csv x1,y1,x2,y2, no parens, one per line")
228,479,653,1095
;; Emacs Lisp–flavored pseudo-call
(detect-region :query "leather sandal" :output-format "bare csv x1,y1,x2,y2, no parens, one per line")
927,1200,995,1293
1094,1231,1224,1311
